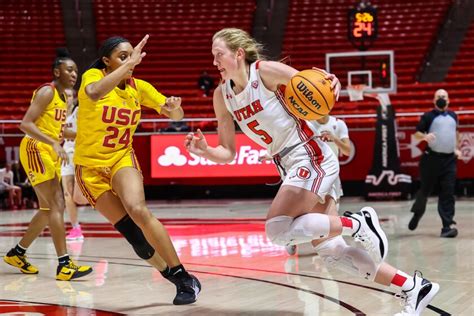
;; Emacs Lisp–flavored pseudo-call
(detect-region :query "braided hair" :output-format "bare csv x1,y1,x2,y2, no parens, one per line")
89,36,130,69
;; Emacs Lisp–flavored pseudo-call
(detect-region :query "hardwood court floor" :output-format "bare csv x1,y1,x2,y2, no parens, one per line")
0,198,472,315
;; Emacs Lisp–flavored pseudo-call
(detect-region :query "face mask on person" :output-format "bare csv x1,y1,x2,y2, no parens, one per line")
436,98,447,109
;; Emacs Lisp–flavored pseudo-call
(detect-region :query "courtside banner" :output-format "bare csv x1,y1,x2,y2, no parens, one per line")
151,134,279,178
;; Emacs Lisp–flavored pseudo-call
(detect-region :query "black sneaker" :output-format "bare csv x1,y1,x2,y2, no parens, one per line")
169,274,201,305
440,225,458,238
408,213,422,231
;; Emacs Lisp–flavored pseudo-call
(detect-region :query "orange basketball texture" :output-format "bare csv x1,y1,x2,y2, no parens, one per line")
284,69,335,120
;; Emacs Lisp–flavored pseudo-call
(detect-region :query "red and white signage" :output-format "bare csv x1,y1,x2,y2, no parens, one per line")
151,134,278,178
2,128,473,185
150,129,474,182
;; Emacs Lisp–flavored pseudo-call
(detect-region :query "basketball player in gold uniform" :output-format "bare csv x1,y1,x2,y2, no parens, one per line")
74,35,200,305
3,49,93,281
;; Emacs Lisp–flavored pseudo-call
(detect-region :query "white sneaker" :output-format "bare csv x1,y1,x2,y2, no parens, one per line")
345,207,388,261
285,245,297,256
394,271,440,316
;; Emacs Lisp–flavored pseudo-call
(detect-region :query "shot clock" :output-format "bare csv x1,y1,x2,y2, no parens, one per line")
348,2,378,51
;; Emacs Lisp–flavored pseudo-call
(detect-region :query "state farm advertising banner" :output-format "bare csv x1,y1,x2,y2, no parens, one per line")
151,134,277,179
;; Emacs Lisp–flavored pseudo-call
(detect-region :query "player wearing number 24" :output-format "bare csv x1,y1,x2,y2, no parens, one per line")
74,35,201,304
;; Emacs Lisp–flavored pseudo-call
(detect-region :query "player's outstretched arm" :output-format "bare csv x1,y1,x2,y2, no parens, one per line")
161,96,184,121
86,35,149,101
184,87,236,163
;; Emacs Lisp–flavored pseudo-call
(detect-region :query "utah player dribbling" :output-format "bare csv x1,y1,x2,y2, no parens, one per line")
74,35,200,305
184,28,439,315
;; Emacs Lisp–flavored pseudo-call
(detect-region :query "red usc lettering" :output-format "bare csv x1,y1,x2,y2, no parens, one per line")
54,109,67,122
233,100,263,122
102,106,117,123
101,106,140,149
101,106,141,125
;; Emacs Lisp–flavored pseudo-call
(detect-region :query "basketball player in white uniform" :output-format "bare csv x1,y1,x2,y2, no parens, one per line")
184,28,439,316
61,90,84,241
311,115,351,206
285,115,352,255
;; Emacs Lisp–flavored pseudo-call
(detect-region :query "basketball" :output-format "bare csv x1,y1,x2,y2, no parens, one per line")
284,69,335,120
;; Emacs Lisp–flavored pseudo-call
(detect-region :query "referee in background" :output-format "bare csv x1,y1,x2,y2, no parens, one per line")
408,89,461,238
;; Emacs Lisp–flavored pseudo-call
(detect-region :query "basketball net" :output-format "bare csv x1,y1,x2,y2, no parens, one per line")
347,84,367,102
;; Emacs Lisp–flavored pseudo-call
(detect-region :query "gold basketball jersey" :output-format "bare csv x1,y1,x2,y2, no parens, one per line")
75,68,167,167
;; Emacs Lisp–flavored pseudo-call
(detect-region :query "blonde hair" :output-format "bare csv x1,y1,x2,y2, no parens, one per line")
212,28,265,64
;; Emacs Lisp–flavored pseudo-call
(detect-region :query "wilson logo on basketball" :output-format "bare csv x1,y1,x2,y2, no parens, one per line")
297,167,311,179
296,81,322,109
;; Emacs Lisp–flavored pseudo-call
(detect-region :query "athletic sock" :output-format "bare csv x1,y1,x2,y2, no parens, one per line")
162,264,190,279
58,254,70,266
13,244,27,256
160,266,171,277
340,216,360,236
390,270,414,291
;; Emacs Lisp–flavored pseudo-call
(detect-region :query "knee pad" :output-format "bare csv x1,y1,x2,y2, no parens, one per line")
314,236,379,281
114,215,155,260
290,213,330,243
265,216,293,246
266,213,331,246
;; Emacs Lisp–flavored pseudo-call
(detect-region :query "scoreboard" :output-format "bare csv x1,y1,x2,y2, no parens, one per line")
348,3,378,50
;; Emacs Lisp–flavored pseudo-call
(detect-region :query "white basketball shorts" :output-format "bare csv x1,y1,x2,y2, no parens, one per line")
274,140,339,203
61,151,75,177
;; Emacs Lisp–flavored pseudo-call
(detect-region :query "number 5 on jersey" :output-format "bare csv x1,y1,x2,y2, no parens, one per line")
247,120,272,145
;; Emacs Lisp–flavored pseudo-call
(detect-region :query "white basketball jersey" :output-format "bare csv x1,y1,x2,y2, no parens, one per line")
221,61,331,160
63,106,78,153
310,116,349,156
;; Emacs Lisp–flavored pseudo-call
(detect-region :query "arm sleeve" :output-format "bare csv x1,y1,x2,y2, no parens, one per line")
78,69,103,100
136,79,167,114
336,119,349,139
416,113,431,133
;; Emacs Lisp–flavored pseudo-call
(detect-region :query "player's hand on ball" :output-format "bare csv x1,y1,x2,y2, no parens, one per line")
311,67,341,101
184,129,208,156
